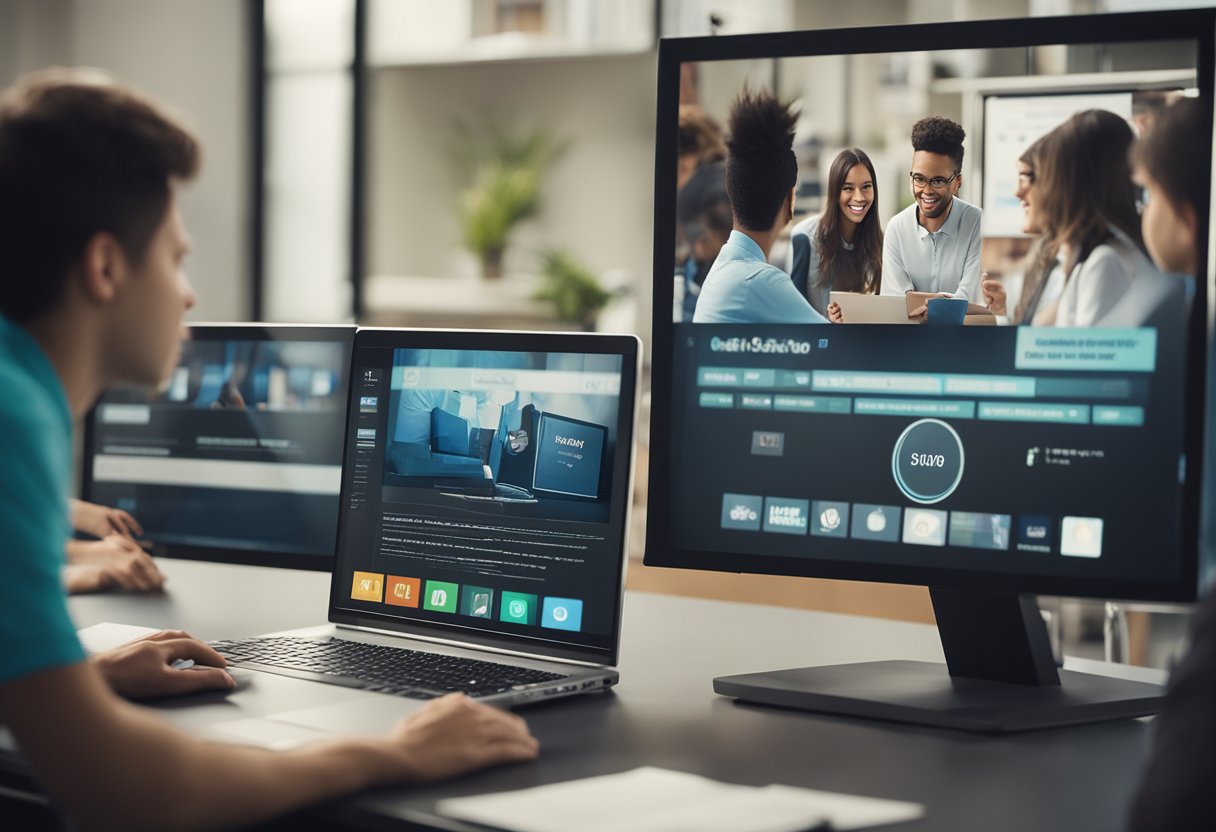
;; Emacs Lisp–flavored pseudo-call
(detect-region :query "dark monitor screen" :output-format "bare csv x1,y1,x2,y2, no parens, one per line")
645,10,1215,729
533,412,607,499
82,324,355,570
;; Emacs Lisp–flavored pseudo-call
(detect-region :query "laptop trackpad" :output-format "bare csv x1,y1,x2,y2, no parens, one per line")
262,695,429,737
203,716,337,750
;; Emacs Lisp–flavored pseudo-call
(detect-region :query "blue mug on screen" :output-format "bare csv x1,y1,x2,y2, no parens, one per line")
926,297,968,326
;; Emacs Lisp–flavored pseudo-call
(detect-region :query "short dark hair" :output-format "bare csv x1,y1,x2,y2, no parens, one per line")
911,116,965,171
0,68,200,322
678,161,731,250
1133,95,1211,236
725,89,798,231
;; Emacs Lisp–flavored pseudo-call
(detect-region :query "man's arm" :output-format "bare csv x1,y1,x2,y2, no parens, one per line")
953,213,984,301
1,661,538,832
880,221,911,297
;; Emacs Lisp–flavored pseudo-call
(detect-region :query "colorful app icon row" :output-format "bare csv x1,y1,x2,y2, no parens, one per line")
349,572,584,631
719,493,1103,558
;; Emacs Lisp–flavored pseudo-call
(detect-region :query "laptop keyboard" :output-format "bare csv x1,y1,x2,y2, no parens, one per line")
209,636,568,699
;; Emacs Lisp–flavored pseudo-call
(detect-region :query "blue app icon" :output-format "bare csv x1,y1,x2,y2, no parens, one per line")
541,597,583,632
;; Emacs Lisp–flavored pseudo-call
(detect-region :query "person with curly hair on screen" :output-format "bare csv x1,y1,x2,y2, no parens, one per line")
693,89,826,324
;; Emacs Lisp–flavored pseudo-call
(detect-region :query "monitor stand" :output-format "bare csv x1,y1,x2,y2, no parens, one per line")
713,588,1165,732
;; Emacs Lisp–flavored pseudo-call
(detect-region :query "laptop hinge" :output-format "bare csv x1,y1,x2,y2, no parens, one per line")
333,622,610,669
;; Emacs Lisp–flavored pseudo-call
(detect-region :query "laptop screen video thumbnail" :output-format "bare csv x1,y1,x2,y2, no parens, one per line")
333,334,635,662
83,324,354,569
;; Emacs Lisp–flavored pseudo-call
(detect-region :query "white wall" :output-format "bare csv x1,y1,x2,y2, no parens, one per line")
368,52,657,337
0,0,251,322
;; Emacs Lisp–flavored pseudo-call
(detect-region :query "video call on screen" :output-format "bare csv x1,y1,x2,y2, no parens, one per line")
668,36,1201,586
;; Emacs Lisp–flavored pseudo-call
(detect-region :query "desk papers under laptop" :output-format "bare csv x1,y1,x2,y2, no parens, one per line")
436,767,924,832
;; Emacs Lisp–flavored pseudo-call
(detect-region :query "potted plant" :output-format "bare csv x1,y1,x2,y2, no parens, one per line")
533,249,619,330
449,123,566,279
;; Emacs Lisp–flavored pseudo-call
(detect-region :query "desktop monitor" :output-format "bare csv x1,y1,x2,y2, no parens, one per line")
646,9,1214,731
82,324,355,570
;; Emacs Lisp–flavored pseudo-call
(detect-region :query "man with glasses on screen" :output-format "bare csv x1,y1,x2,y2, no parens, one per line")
881,117,983,316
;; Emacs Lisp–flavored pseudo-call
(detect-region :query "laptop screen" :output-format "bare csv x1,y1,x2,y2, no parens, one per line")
83,324,355,570
331,329,639,665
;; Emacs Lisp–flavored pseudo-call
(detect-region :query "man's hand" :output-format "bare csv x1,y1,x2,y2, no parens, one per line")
64,536,165,593
827,302,844,323
386,693,539,783
71,499,143,540
93,630,235,699
981,273,1007,316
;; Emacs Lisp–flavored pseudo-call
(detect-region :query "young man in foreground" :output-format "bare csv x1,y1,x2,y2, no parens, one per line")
0,68,537,830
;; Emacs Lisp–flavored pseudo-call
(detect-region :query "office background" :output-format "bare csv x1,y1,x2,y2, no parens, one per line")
0,0,1202,664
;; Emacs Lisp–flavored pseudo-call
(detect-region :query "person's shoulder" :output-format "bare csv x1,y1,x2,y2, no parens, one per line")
954,197,982,224
791,214,820,239
0,346,66,461
885,203,918,233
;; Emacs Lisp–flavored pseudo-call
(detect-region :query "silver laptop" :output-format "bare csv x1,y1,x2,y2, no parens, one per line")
828,291,917,324
198,328,639,749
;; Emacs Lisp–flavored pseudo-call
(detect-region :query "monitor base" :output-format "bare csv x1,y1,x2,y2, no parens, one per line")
713,659,1165,733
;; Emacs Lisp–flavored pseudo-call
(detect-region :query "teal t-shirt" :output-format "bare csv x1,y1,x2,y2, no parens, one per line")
0,315,84,683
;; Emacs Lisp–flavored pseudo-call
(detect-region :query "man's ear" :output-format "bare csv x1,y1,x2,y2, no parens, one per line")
952,173,963,195
1180,200,1200,244
78,232,129,305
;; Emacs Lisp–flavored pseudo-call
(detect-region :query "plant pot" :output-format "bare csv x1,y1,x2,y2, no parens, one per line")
481,248,505,279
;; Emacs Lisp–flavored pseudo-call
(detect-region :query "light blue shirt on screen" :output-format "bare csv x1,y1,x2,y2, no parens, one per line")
0,314,84,684
881,197,983,300
693,230,827,324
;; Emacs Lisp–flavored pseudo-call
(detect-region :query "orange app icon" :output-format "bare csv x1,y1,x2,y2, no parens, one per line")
386,576,421,608
351,570,384,602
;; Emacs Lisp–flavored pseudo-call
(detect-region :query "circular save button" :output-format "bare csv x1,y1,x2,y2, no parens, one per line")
891,418,964,504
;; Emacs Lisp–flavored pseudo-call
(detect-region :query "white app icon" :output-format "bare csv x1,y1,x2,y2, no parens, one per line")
867,508,887,533
730,504,758,522
553,606,569,623
820,508,841,531
1061,516,1103,558
431,589,447,606
903,509,946,546
509,599,527,618
472,593,490,616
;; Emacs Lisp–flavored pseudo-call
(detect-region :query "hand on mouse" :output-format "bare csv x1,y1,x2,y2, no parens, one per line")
94,630,235,699
383,693,539,783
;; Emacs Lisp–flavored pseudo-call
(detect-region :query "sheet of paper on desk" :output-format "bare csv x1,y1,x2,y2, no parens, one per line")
77,622,160,654
435,767,924,832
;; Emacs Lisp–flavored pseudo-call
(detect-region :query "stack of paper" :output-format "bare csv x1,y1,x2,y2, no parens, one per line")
436,767,924,832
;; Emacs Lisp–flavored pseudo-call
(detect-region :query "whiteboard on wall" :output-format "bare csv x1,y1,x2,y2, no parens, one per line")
981,92,1133,238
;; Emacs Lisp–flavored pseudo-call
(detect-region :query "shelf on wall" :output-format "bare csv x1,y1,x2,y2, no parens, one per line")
369,35,654,70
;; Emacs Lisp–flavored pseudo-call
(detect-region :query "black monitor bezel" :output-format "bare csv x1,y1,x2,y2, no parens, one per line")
329,327,640,667
646,9,1215,603
81,322,357,572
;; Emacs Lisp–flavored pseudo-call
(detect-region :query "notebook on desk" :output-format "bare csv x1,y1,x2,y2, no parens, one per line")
191,328,639,749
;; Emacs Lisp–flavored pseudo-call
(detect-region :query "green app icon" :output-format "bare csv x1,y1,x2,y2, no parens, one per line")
499,591,538,625
460,585,494,618
423,580,459,613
